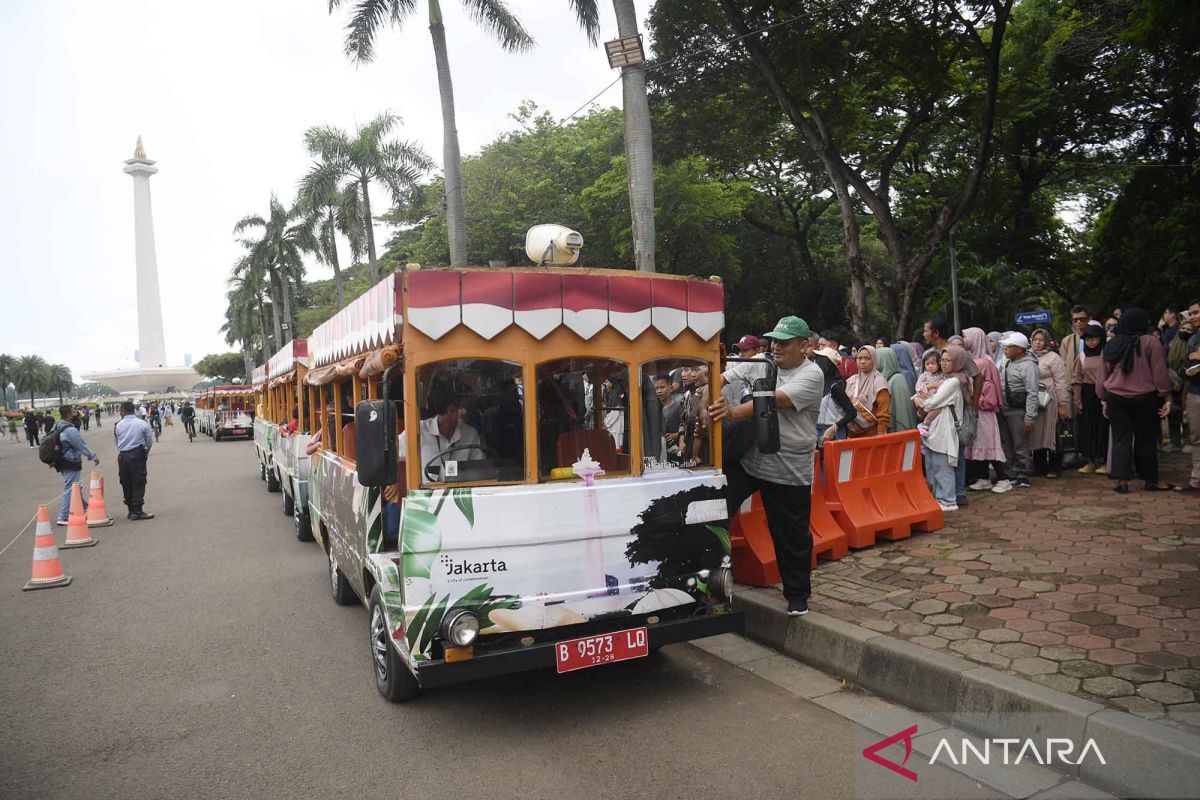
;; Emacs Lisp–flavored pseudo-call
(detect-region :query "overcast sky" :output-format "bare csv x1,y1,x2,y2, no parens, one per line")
0,1,649,378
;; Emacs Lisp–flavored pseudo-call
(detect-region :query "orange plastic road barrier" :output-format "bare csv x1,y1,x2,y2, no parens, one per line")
23,505,72,591
821,430,943,549
729,493,781,587
62,483,97,549
86,471,114,528
810,452,849,565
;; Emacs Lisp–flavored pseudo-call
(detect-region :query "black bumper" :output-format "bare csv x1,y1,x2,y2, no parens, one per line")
416,609,745,689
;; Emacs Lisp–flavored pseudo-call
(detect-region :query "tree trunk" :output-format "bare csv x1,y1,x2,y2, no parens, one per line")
328,209,345,309
429,2,468,267
267,281,283,352
361,178,378,284
613,0,656,273
276,263,293,344
241,346,254,381
257,299,271,362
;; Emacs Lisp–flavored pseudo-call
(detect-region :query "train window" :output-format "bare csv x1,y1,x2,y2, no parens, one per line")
535,357,630,479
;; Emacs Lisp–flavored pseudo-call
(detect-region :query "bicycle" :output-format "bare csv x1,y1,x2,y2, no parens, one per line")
184,418,195,443
151,416,162,442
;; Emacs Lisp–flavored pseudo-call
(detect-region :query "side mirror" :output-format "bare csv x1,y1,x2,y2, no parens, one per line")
751,376,780,454
355,400,397,487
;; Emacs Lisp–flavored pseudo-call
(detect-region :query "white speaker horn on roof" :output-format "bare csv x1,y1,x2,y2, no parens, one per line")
526,224,583,266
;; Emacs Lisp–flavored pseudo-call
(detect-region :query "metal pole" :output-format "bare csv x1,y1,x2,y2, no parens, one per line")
949,229,961,335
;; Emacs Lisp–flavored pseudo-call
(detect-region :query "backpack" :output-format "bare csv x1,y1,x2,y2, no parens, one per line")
38,425,63,468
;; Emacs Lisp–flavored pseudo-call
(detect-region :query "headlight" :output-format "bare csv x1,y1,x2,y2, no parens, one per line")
711,567,734,600
442,609,480,647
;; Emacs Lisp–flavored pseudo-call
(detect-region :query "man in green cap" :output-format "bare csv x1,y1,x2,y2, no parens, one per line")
710,315,824,615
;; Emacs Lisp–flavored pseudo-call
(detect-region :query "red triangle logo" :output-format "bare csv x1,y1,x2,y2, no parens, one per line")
862,725,919,782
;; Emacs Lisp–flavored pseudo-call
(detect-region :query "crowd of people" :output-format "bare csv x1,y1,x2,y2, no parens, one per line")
707,301,1199,617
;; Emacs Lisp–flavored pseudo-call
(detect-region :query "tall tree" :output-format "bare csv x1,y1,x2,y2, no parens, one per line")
299,183,365,310
328,1,600,267
12,355,48,407
611,0,656,272
303,113,431,283
47,364,72,404
234,195,316,343
0,354,13,409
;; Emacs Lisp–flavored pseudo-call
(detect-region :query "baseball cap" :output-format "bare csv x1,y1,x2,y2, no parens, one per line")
735,334,760,351
762,315,812,341
1000,331,1029,349
813,346,842,364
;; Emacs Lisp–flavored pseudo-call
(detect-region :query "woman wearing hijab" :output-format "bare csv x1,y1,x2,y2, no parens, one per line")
876,347,918,431
1098,307,1174,492
987,331,1004,365
963,329,1008,489
891,342,918,393
1028,328,1071,478
914,346,971,511
909,341,925,370
845,346,891,437
1073,321,1110,474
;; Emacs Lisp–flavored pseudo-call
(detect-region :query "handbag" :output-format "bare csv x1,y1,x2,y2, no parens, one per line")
1056,417,1077,452
849,397,877,431
1037,383,1053,410
949,404,978,447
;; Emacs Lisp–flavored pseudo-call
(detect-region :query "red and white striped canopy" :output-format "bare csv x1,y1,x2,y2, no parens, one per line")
268,339,309,379
309,272,402,368
407,270,724,342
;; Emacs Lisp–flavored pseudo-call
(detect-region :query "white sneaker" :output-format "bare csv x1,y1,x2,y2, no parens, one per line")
969,479,993,491
938,502,959,512
991,480,1014,494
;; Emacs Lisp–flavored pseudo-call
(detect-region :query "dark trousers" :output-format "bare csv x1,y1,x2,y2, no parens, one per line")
1077,387,1108,463
118,447,149,513
725,461,813,601
1105,391,1160,484
25,427,38,446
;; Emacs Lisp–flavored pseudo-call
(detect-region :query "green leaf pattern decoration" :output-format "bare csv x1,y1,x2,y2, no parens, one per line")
705,524,731,555
401,494,442,580
406,583,519,658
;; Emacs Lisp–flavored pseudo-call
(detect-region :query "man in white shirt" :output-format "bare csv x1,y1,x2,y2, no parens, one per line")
398,395,483,479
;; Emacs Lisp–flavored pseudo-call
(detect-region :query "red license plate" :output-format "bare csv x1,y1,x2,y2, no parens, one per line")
555,627,649,674
231,429,245,435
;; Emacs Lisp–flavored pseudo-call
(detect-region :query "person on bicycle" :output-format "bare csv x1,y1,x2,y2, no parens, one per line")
180,402,196,439
149,404,163,440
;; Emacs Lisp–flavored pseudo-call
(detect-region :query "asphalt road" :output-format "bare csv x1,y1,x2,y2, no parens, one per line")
0,421,1001,800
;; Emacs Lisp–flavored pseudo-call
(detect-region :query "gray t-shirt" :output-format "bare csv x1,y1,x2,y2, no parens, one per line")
722,359,771,403
740,358,824,486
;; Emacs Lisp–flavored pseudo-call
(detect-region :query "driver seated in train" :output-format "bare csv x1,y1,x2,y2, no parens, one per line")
397,393,484,478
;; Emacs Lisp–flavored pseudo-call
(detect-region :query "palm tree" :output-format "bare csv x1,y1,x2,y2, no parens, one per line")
331,2,581,267
611,0,655,272
299,174,367,309
302,113,430,283
222,282,265,380
12,355,48,407
0,354,14,409
47,364,72,405
234,195,316,343
226,261,274,361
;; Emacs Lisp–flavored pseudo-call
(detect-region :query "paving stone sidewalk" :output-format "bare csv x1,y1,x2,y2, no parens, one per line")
805,451,1200,730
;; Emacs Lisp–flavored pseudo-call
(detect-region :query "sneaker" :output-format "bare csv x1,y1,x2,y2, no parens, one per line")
956,495,969,508
1159,443,1181,454
969,479,993,491
991,480,1013,493
1015,478,1032,488
55,518,68,526
787,599,810,616
938,502,959,512
1096,464,1108,475
1077,463,1096,474
1186,362,1200,377
129,511,155,521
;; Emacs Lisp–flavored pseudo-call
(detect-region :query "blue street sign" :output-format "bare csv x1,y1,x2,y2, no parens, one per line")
1014,309,1052,326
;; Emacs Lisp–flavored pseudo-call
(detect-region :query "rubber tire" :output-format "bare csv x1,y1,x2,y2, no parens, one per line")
260,461,266,481
369,587,419,702
282,485,295,517
267,467,281,493
214,431,222,442
295,505,314,542
328,543,356,606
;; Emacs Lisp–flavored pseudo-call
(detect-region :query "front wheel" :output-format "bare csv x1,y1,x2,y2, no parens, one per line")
369,588,419,702
282,485,294,517
266,468,281,492
328,543,356,606
295,504,314,542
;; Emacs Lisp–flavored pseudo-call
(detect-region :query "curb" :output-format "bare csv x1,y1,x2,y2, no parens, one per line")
735,586,1200,799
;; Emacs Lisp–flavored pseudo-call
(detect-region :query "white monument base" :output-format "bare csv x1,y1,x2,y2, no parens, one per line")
81,366,199,394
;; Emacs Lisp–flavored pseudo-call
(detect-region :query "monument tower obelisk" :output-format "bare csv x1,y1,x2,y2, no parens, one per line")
123,136,167,368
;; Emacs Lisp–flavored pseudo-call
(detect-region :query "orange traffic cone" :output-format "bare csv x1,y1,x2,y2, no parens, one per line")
62,483,97,549
86,471,114,528
23,505,72,591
